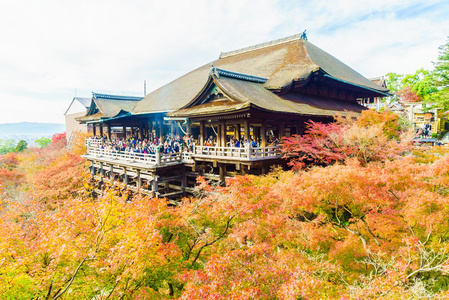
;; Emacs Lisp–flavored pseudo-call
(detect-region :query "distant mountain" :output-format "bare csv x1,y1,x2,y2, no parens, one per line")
0,122,65,135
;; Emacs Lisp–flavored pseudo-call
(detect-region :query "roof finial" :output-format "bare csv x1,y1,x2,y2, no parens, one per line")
300,29,307,41
210,63,219,78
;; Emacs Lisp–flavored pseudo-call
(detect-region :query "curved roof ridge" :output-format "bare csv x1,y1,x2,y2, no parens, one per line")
219,33,303,59
92,92,144,101
213,66,268,83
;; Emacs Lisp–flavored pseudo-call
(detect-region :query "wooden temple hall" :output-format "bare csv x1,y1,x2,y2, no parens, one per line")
77,33,389,199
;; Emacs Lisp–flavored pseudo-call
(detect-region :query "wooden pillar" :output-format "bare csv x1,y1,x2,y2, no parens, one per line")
181,166,187,197
136,169,141,191
253,126,260,144
219,163,226,186
170,121,175,138
158,121,163,140
240,164,247,175
91,161,96,177
109,164,114,180
261,120,267,147
123,124,127,139
123,167,128,185
236,124,241,141
100,162,104,177
107,124,111,140
93,124,97,136
99,123,104,137
262,164,268,174
186,120,191,137
220,121,226,147
243,119,250,141
138,123,143,140
152,175,159,198
156,146,161,165
278,120,285,140
200,121,205,145
148,120,153,138
130,126,135,137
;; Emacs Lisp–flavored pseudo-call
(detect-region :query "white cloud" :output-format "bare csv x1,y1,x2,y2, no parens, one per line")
0,0,448,123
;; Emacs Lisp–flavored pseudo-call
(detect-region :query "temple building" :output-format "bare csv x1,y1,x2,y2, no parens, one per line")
76,33,389,199
64,97,91,146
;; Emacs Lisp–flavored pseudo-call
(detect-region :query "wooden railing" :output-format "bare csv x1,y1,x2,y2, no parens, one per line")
85,139,103,147
85,139,282,166
86,147,182,165
192,145,281,161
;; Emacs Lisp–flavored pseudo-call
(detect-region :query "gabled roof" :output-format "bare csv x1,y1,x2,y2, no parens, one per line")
76,93,144,123
64,97,91,115
134,33,388,115
169,68,366,118
370,76,387,89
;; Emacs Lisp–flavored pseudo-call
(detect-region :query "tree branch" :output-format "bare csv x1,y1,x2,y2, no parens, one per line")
52,256,92,300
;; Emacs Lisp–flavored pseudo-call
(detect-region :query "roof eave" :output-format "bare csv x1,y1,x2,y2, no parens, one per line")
322,74,390,97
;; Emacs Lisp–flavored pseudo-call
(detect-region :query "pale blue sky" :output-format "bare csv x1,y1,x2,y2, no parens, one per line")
0,0,448,124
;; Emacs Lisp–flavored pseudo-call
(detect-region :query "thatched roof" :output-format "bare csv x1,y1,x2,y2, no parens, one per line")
134,34,387,115
76,93,143,123
169,69,366,118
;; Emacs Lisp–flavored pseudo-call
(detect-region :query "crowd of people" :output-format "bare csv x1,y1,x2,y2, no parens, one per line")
87,133,281,156
415,123,432,138
88,134,195,155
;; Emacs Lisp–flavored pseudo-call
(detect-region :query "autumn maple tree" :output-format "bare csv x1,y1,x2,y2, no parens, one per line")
1,123,449,299
282,110,413,170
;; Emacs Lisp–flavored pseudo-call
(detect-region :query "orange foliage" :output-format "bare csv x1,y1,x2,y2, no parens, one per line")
282,110,413,170
31,151,86,203
70,131,91,155
0,122,449,298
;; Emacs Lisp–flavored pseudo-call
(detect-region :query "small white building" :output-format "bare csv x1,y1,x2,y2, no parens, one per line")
64,97,91,145
357,76,389,110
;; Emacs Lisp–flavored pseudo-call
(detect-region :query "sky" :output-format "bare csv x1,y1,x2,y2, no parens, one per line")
0,0,449,124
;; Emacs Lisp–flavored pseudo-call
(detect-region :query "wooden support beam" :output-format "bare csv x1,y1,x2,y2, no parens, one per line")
138,123,143,140
157,175,184,183
152,176,159,198
253,126,260,144
123,124,127,139
261,120,267,147
109,164,114,180
99,124,104,137
236,123,241,141
107,124,111,140
136,169,141,191
182,166,187,197
170,121,175,138
243,119,250,141
91,161,96,177
200,121,205,145
93,124,97,136
220,120,226,147
186,120,191,137
123,167,128,184
278,120,285,140
262,164,268,174
158,121,163,141
219,164,226,186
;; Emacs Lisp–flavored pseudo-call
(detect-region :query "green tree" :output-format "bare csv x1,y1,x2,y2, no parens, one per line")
427,37,449,110
385,72,404,95
15,140,27,153
35,137,51,148
0,139,16,154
